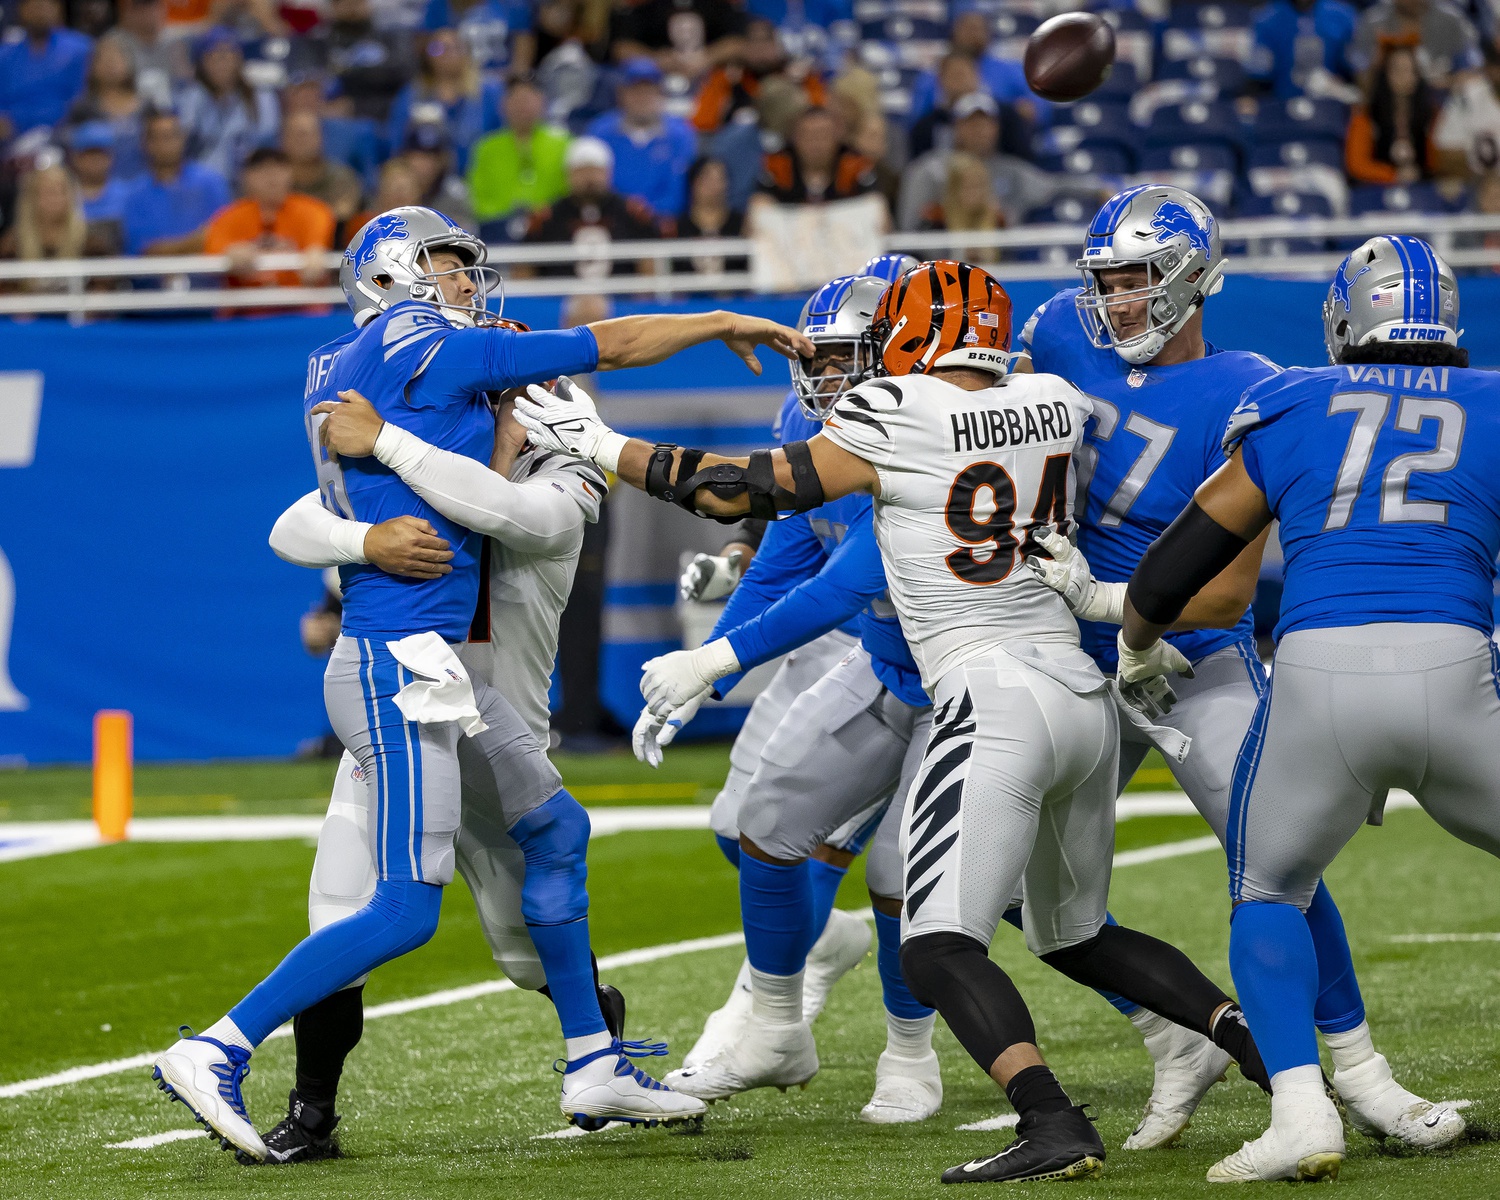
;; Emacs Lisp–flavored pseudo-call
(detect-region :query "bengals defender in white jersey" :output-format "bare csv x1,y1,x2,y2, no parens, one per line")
514,261,1271,1186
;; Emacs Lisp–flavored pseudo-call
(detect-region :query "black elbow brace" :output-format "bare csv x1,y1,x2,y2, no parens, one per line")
1127,502,1250,627
643,439,825,524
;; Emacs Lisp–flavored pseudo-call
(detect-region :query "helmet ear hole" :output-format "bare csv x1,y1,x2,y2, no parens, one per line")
372,274,392,289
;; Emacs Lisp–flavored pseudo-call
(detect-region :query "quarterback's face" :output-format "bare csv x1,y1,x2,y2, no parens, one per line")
1095,265,1150,340
428,249,476,307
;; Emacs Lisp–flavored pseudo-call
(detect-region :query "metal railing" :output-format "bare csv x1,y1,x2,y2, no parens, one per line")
1,213,1496,317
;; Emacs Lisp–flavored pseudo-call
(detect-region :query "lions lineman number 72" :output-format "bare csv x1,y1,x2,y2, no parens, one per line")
945,454,1071,584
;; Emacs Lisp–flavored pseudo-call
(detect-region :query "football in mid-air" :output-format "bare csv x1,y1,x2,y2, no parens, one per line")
1023,12,1116,103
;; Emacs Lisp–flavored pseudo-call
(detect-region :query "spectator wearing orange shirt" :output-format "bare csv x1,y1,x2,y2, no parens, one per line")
1346,42,1440,184
754,106,876,204
690,18,825,135
204,147,335,289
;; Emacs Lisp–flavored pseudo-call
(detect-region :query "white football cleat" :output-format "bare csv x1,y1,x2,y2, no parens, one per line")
664,1014,818,1101
1123,1020,1232,1150
681,960,754,1071
1335,1054,1467,1150
152,1031,268,1162
859,1049,943,1124
560,1039,707,1130
803,908,871,1024
1207,1091,1344,1183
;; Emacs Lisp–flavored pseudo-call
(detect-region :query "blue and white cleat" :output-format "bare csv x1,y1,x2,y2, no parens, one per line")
152,1029,269,1162
559,1039,707,1131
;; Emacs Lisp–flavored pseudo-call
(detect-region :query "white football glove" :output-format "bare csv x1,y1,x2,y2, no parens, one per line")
680,550,746,602
1118,674,1179,722
1025,525,1126,624
1116,630,1195,686
640,638,740,716
631,691,705,767
514,375,629,470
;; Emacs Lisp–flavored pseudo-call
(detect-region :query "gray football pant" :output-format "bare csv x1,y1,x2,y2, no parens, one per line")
733,644,933,898
310,751,549,990
709,628,859,844
902,647,1119,957
1230,622,1500,909
1117,642,1266,841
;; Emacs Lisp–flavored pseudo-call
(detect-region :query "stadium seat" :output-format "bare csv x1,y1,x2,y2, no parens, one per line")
1093,58,1140,101
1050,98,1135,142
1247,139,1345,172
1052,145,1133,175
1252,96,1350,145
1126,168,1237,214
1130,79,1220,126
1348,182,1454,216
1100,8,1155,86
1141,143,1240,173
990,10,1040,39
1245,163,1351,217
1236,190,1335,219
1023,195,1094,225
1145,100,1249,166
1156,55,1249,96
855,0,947,43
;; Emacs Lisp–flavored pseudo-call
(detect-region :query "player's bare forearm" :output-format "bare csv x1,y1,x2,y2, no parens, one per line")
588,312,812,374
1123,453,1272,649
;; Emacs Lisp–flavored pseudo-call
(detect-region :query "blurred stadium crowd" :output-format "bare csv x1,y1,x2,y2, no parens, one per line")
4,0,1500,296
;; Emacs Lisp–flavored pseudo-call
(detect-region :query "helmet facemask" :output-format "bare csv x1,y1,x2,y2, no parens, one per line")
1076,249,1223,365
792,334,877,419
393,238,504,328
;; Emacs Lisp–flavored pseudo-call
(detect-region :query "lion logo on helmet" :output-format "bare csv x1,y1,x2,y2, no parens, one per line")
1149,200,1211,257
345,214,410,280
1330,255,1373,313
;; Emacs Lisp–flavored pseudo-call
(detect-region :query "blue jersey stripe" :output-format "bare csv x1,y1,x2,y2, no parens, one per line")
1226,676,1275,898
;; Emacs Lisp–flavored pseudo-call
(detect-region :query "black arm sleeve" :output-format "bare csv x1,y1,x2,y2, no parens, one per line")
1127,501,1250,627
643,440,825,525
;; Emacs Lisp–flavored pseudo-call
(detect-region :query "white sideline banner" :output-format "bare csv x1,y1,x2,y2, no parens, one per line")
750,195,888,292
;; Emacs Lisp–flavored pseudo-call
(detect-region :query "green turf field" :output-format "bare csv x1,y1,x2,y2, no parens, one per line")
2,757,1498,1199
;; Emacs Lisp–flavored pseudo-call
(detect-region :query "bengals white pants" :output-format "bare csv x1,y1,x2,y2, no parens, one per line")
900,645,1119,957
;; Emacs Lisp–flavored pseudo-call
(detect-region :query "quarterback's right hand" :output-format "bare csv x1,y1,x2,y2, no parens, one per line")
1116,630,1195,686
680,550,745,602
1025,525,1126,624
632,692,706,767
364,516,453,580
514,376,628,470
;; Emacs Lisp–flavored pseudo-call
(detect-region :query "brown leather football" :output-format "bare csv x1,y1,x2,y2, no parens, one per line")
1023,12,1116,104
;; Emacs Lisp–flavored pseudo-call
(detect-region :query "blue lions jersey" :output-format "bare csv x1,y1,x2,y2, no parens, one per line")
1228,362,1500,640
1023,287,1279,671
712,391,926,706
304,301,598,640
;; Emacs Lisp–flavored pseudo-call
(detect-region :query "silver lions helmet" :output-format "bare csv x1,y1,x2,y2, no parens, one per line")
1322,235,1460,363
1074,184,1225,365
860,252,920,284
791,273,887,419
340,206,499,328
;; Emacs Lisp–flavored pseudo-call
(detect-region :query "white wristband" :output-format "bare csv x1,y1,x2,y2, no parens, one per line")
694,636,742,683
1082,581,1128,625
594,429,629,474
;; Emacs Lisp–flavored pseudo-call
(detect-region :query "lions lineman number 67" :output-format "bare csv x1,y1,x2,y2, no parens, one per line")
945,454,1071,584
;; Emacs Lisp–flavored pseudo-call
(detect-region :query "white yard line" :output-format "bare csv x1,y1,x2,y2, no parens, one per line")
1,831,1226,1111
106,1129,208,1150
955,1114,1021,1132
0,791,1252,866
1390,933,1500,943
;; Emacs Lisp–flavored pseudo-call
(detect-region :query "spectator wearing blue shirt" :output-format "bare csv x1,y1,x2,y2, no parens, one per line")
1250,0,1358,98
907,11,1041,126
68,121,135,225
0,0,92,139
120,109,232,254
387,27,502,170
62,37,149,181
423,0,535,74
586,58,699,218
175,27,280,180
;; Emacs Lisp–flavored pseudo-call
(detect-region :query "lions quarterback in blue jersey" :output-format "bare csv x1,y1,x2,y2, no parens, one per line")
1121,234,1486,1181
1017,186,1449,1155
150,205,814,1161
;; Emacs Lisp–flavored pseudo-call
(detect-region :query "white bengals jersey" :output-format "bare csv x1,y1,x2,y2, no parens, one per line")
819,371,1091,691
458,447,607,741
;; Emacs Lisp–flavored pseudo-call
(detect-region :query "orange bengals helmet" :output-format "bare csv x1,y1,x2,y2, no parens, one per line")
870,260,1012,378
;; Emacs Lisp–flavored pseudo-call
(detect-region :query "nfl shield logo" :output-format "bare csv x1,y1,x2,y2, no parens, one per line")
1127,369,1147,388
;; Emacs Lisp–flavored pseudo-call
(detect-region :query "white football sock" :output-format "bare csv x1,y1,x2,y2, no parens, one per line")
885,1011,936,1059
202,1017,253,1053
749,966,803,1026
1323,1021,1379,1076
1127,1007,1172,1041
564,1030,615,1083
725,957,754,1007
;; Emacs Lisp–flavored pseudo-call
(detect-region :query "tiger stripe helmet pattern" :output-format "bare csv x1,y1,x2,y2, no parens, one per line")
871,259,1013,379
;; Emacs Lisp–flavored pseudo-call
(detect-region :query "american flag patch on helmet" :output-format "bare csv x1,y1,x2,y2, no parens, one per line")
977,311,1000,327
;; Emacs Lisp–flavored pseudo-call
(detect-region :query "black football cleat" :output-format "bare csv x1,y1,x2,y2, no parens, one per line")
599,984,627,1041
239,1090,343,1165
942,1105,1105,1184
